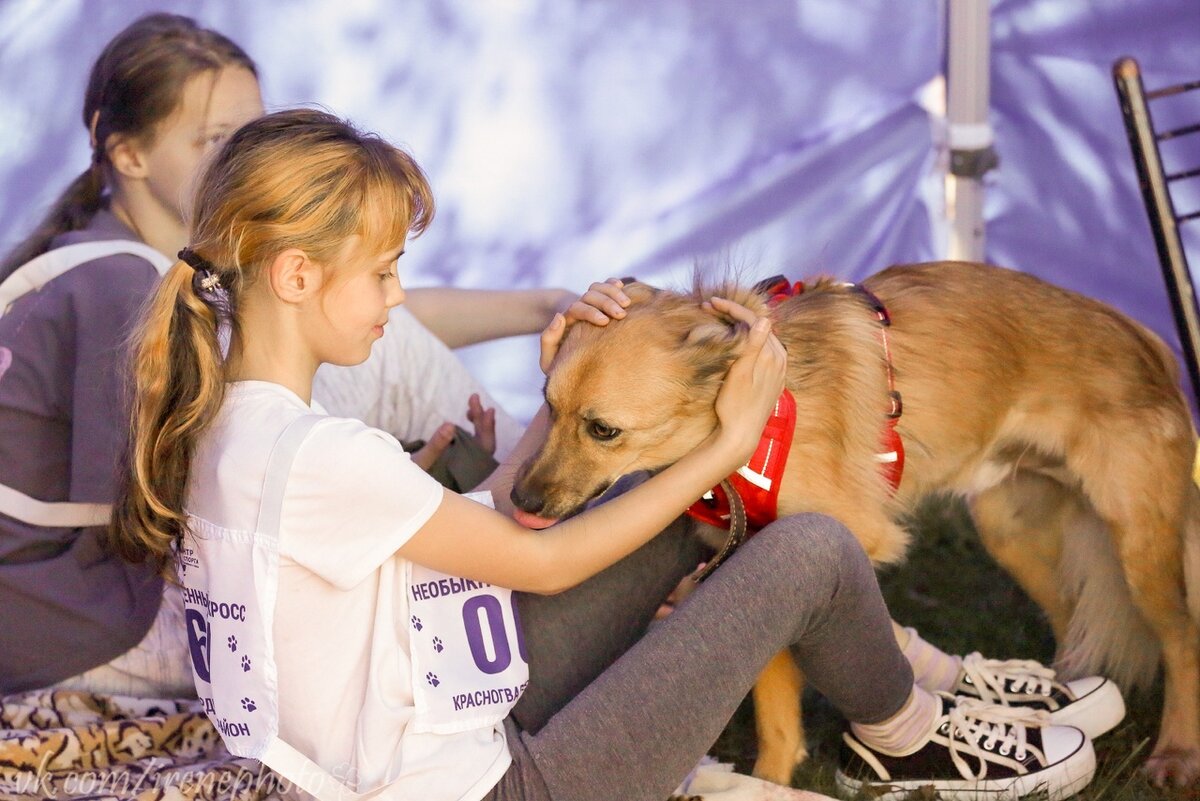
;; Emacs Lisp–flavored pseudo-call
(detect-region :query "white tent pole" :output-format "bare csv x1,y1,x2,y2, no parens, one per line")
945,0,997,262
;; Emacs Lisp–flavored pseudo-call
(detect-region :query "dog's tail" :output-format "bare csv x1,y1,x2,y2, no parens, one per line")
1056,501,1162,690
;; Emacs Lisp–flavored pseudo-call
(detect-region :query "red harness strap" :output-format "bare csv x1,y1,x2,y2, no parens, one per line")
762,277,806,306
686,277,904,536
687,388,797,531
851,283,905,494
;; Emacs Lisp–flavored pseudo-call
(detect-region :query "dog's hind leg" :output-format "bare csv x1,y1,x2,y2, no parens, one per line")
967,471,1077,646
1110,513,1200,786
1122,551,1199,786
1079,445,1200,785
751,650,805,784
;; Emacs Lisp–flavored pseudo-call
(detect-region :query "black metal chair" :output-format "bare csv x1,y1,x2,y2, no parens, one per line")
1113,57,1200,410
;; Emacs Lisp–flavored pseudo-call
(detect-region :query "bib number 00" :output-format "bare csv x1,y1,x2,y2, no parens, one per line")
462,595,527,675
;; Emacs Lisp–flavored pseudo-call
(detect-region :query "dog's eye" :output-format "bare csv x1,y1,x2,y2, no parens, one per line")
587,421,621,441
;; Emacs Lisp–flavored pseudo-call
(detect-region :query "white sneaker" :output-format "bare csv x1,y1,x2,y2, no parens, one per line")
953,652,1126,738
673,758,835,800
836,695,1096,801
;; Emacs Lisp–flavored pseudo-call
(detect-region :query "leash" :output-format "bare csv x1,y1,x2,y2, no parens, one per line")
691,479,747,582
688,276,904,582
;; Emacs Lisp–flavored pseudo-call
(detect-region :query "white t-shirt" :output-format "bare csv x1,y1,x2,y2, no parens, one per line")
186,381,514,801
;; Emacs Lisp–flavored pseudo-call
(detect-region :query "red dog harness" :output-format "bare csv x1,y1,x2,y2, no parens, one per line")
686,276,904,536
687,388,797,531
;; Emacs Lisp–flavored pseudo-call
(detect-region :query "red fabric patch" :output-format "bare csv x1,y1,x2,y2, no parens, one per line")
687,389,796,532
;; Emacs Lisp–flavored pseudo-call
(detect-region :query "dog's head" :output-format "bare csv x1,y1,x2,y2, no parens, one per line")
510,280,769,523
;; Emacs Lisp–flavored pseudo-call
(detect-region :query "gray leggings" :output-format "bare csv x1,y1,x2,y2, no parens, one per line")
483,510,913,801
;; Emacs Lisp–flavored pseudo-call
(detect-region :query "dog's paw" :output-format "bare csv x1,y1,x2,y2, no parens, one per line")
1144,747,1200,787
750,753,797,787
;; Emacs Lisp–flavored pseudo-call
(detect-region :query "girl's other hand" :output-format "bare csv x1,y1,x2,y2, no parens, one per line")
411,422,456,471
466,393,497,456
709,300,787,462
539,278,631,373
411,393,497,471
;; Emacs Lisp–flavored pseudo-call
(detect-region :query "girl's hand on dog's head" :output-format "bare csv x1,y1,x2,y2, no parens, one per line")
539,278,631,373
565,279,631,327
704,295,765,328
712,314,787,462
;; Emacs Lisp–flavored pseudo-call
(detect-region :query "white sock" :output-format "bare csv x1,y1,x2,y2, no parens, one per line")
850,685,940,757
894,623,962,693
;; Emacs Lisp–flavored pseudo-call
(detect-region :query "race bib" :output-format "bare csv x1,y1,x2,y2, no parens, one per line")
179,529,278,758
406,492,529,734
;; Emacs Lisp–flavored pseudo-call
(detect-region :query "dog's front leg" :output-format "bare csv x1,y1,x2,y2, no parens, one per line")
751,649,805,784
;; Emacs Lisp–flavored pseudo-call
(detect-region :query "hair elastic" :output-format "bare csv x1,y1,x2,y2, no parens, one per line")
179,248,223,293
179,248,232,362
177,247,213,272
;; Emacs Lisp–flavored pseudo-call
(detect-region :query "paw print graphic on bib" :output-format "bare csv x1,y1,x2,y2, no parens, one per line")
179,533,273,756
407,560,530,735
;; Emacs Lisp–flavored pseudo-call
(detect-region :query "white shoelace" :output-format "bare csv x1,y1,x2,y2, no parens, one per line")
942,696,1050,779
960,652,1060,703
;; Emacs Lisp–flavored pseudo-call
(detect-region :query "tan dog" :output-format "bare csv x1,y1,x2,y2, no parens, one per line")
510,261,1200,787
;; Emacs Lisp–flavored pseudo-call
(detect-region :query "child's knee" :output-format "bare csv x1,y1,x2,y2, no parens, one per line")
758,513,872,582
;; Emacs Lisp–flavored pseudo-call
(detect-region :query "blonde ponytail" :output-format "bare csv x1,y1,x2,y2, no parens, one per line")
109,260,230,574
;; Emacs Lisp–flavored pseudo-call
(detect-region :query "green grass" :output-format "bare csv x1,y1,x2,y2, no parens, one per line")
709,496,1188,801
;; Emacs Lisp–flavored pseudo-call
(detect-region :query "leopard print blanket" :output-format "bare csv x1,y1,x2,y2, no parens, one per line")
0,690,283,800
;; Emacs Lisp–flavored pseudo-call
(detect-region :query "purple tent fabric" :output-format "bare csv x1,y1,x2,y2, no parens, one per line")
987,0,1200,402
1,0,1196,419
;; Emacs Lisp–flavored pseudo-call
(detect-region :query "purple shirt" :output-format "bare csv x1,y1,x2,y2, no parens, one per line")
0,209,164,692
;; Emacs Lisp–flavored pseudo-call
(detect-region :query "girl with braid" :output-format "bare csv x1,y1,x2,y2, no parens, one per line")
0,13,261,696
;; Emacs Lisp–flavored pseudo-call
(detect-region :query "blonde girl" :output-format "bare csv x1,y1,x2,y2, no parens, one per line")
107,108,1097,801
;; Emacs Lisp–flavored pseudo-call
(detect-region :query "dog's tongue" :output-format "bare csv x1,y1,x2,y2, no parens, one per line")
512,509,559,530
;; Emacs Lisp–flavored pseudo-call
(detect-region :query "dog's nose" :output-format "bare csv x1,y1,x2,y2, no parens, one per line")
509,483,546,514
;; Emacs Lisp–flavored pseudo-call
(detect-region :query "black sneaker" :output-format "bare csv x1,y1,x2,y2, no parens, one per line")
953,653,1125,739
836,695,1096,801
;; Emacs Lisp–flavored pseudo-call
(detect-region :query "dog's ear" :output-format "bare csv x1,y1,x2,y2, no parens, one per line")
683,299,755,347
622,281,660,306
681,310,747,384
684,317,741,348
